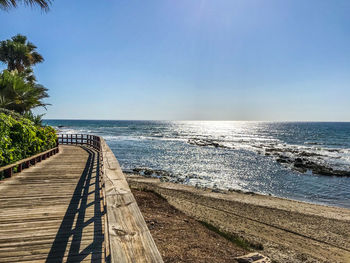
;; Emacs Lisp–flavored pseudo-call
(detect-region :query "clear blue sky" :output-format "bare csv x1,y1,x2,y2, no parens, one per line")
1,0,350,121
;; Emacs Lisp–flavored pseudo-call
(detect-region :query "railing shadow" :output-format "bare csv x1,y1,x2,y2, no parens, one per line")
46,146,104,263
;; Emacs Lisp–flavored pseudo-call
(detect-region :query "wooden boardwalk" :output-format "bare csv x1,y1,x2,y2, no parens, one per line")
0,145,106,262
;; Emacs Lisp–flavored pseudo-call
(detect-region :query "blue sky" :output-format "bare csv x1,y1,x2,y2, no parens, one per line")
1,0,350,121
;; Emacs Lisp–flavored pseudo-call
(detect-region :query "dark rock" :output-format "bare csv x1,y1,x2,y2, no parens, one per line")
276,157,289,164
265,147,350,177
144,169,153,176
299,151,321,157
295,158,303,163
187,139,228,148
211,188,224,193
291,160,350,177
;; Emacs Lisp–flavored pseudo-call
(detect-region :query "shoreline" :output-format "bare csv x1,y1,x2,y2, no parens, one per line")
127,174,350,263
124,170,350,210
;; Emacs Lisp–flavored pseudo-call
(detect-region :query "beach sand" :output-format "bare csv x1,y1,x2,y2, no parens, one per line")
131,189,248,262
127,174,350,263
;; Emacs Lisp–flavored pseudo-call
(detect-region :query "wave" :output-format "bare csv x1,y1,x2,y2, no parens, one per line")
55,124,350,176
183,136,350,176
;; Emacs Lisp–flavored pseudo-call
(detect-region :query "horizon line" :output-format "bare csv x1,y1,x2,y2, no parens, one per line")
43,118,350,123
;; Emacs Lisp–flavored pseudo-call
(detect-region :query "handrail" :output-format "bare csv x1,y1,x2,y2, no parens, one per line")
57,134,164,263
0,146,59,178
57,134,101,152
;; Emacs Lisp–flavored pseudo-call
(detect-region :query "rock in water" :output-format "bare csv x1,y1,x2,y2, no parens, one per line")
235,252,271,263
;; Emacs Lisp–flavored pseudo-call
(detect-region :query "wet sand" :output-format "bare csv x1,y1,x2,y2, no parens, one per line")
127,174,350,263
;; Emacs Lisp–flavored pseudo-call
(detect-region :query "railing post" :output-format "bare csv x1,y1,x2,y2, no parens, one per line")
56,133,102,151
5,168,13,178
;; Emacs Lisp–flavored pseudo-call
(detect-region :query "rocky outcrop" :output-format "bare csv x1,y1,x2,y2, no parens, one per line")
273,154,350,177
132,168,171,178
187,139,228,148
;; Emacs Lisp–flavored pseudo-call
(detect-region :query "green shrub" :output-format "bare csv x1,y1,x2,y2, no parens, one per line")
0,112,57,167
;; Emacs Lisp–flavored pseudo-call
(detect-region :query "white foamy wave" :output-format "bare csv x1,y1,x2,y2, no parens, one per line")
57,127,93,135
102,135,187,143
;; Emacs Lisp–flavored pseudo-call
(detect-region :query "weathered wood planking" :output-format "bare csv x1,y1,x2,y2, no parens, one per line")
100,138,164,263
0,135,163,263
0,145,105,263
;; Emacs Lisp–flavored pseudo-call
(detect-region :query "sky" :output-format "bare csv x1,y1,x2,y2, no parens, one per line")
1,0,350,121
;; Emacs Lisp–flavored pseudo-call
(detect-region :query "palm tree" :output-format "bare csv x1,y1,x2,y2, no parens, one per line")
0,34,44,73
0,0,51,11
0,70,49,114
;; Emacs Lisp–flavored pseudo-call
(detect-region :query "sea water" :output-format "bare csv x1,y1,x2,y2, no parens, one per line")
44,120,350,208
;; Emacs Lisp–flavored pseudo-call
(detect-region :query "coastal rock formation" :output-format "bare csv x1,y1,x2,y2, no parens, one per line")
273,154,350,177
133,141,350,179
132,168,171,178
129,167,211,185
262,146,350,177
187,138,350,177
187,139,228,148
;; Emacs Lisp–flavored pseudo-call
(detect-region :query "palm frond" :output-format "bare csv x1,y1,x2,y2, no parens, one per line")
0,0,17,9
0,0,51,11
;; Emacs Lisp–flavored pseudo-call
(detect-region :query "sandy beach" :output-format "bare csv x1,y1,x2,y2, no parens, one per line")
127,174,350,263
131,188,248,262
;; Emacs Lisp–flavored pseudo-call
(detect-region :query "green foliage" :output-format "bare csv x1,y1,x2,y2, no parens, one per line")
0,34,49,115
0,112,57,167
0,34,53,170
0,70,49,114
23,111,44,126
0,34,44,72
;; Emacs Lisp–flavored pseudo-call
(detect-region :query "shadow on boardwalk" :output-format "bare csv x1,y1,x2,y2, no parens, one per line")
46,146,105,263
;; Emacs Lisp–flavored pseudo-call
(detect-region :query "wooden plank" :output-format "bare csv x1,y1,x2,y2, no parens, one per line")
101,138,163,263
0,145,105,263
0,135,162,263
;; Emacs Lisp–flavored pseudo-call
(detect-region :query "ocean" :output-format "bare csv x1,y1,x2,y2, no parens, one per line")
44,120,350,208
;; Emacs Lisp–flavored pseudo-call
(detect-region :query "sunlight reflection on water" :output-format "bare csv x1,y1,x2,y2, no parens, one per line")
46,120,350,208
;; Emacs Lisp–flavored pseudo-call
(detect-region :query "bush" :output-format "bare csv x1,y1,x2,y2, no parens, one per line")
0,112,57,167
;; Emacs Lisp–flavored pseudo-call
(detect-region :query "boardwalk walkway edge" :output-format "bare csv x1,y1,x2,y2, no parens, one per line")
58,134,164,263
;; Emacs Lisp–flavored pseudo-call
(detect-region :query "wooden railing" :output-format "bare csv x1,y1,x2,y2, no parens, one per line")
58,134,101,151
0,146,59,178
0,133,163,262
58,134,164,263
